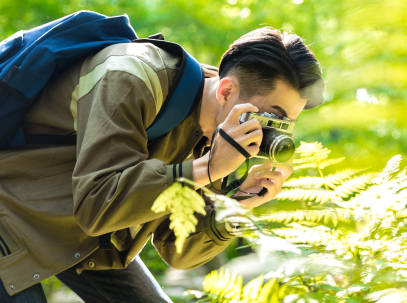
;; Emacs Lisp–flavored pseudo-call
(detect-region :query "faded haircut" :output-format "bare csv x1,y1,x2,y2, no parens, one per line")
218,27,324,109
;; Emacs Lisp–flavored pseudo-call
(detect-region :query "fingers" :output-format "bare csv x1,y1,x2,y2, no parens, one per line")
246,144,260,158
222,116,262,150
226,104,258,125
258,179,280,197
241,128,263,148
236,160,292,210
255,170,284,188
238,130,263,157
272,163,294,181
239,178,280,210
248,159,273,174
239,118,262,134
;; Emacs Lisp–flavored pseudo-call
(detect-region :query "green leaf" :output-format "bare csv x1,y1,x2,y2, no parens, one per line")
151,182,205,253
258,278,278,303
242,275,264,300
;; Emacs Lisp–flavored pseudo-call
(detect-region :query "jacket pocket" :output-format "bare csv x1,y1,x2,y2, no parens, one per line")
0,220,20,257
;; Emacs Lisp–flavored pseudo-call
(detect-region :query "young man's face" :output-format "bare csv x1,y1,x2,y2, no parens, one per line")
245,79,307,121
217,77,307,124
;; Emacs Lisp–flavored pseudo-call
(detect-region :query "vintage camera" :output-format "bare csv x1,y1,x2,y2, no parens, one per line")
239,112,296,164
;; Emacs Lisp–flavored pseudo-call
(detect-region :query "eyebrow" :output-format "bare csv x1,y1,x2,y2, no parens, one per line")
270,105,287,118
269,105,297,122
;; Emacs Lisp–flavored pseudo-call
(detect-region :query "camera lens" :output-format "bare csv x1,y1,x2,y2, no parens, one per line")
257,129,295,163
271,136,295,164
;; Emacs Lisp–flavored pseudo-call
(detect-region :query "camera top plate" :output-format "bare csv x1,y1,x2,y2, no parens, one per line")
239,112,296,134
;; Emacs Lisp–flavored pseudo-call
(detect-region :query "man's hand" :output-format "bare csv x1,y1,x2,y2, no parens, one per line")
193,103,262,188
233,159,293,210
208,103,263,179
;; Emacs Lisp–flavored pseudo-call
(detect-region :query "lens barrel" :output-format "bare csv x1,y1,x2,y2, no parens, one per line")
258,128,295,163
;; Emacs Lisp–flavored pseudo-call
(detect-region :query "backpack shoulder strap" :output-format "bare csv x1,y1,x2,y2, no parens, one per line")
133,39,204,141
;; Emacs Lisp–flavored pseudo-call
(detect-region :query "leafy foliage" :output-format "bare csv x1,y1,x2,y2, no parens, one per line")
151,181,206,253
201,268,305,303
275,189,341,204
260,209,353,227
276,142,376,206
180,142,407,303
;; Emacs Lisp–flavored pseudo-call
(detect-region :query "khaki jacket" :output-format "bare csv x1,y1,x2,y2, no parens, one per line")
0,42,234,296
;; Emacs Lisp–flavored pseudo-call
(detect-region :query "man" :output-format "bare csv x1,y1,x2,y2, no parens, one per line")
0,27,324,302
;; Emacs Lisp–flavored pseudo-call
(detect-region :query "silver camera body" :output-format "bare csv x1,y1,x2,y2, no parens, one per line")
239,112,296,163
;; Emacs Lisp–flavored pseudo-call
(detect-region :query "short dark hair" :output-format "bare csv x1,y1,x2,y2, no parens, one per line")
218,27,324,109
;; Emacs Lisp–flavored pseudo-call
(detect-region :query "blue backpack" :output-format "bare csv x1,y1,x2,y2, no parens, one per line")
0,10,204,148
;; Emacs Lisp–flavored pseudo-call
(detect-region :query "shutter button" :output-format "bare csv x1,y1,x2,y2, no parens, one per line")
88,261,95,268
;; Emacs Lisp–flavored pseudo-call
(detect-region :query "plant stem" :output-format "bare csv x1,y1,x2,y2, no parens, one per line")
317,166,330,191
317,165,336,209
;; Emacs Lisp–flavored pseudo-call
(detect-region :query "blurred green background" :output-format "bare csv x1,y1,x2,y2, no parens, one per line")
1,0,406,302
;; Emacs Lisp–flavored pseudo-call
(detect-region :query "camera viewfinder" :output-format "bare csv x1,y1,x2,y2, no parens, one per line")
267,120,281,128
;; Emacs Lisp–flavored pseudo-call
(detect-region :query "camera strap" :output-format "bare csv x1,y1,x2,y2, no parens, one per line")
217,128,250,196
208,126,266,197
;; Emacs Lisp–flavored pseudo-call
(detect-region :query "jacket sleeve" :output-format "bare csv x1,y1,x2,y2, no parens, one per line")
153,205,235,269
72,55,190,236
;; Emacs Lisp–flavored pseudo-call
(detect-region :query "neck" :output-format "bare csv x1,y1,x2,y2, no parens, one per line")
199,77,220,139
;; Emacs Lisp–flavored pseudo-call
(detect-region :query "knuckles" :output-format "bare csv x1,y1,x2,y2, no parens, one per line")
251,145,260,157
274,170,283,180
254,129,263,139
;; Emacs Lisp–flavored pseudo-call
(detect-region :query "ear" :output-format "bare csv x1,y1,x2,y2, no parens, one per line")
216,77,237,106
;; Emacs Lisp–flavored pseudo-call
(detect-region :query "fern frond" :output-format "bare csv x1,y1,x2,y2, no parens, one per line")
293,152,332,164
272,226,338,246
151,182,206,253
283,176,325,188
202,268,243,301
334,173,376,198
257,278,279,303
292,158,337,170
394,168,407,184
202,269,292,303
288,168,369,187
318,157,346,169
260,210,352,227
293,162,319,171
242,275,264,301
372,154,402,184
294,149,331,162
295,141,325,157
313,148,331,160
292,156,318,164
276,189,342,204
324,168,370,188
